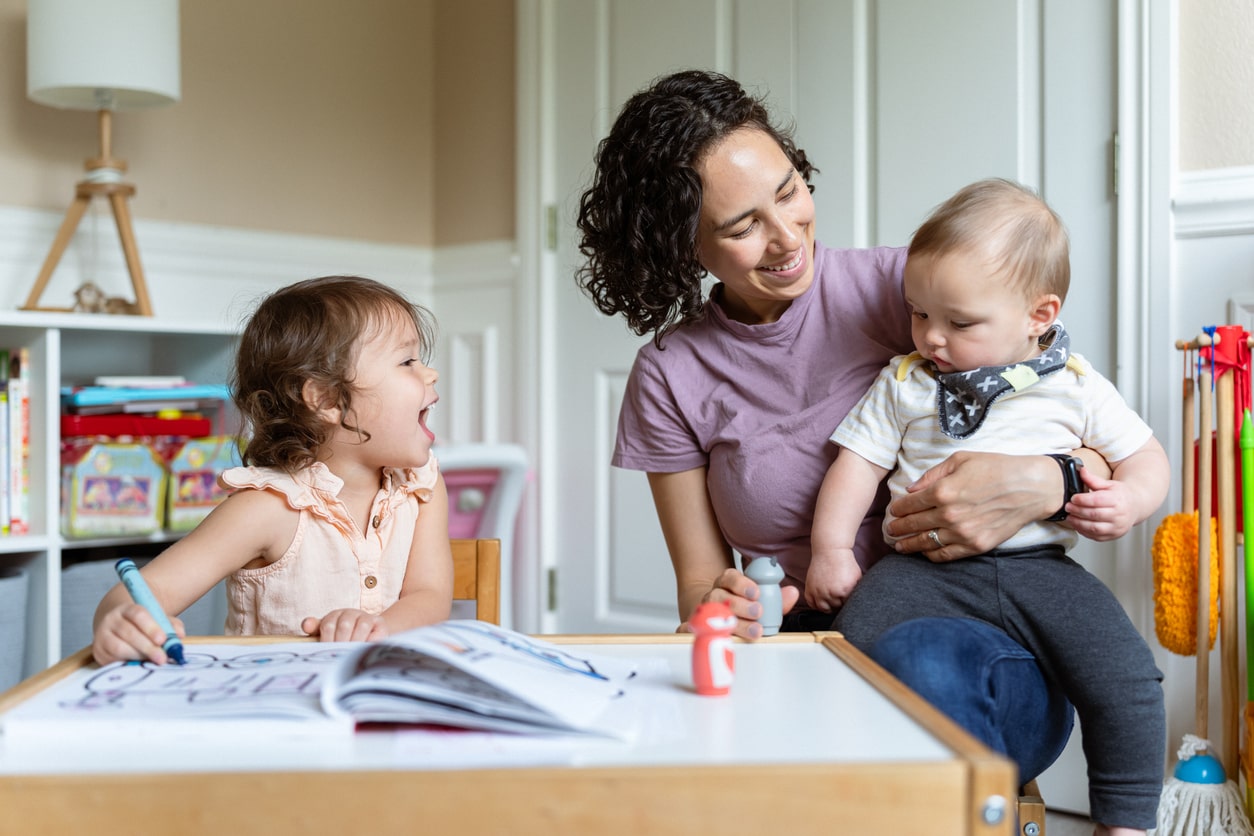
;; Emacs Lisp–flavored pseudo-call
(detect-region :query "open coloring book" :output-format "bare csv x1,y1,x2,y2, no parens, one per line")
0,621,639,746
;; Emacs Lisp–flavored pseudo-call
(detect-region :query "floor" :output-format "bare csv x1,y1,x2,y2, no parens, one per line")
1044,809,1093,835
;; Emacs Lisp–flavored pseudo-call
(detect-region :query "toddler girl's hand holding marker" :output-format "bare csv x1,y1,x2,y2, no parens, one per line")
114,559,186,665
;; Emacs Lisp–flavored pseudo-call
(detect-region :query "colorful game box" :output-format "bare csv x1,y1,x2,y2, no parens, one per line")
61,442,167,538
166,435,242,532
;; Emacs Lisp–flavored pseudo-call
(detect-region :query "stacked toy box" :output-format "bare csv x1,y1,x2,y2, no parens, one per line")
61,441,168,537
166,435,242,532
59,380,235,537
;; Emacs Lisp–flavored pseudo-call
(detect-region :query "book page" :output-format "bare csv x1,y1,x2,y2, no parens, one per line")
2,623,644,748
325,621,640,738
1,642,354,747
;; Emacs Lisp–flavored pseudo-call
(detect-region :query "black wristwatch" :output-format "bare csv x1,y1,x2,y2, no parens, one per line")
1045,454,1086,522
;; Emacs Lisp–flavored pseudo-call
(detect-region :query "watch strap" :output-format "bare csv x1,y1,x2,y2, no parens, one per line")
1045,454,1086,522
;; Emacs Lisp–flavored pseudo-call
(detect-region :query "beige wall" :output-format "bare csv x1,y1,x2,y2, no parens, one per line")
1179,0,1254,171
0,0,514,247
434,1,515,245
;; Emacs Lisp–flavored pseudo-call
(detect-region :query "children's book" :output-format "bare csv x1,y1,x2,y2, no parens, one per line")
0,621,639,747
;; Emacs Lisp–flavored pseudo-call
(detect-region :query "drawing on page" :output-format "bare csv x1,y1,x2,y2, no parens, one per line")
62,647,348,713
430,621,619,682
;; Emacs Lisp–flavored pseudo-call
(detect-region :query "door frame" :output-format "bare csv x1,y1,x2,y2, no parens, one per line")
517,0,1170,635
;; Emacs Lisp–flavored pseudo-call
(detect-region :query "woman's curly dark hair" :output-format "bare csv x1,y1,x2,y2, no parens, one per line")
231,275,436,473
575,69,816,345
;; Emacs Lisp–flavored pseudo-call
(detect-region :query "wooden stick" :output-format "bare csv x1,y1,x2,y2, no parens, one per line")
1199,367,1214,740
1185,352,1196,513
1218,369,1239,774
1177,334,1254,351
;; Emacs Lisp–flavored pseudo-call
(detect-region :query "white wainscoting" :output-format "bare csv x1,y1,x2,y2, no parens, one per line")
0,205,435,329
0,203,537,629
1159,167,1254,773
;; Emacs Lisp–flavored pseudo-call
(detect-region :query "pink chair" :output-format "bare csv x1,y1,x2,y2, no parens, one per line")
432,443,528,628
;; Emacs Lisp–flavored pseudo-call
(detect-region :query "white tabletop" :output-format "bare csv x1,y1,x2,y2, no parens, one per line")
0,640,951,776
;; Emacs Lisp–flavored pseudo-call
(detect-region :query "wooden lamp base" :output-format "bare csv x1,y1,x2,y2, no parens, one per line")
21,110,154,316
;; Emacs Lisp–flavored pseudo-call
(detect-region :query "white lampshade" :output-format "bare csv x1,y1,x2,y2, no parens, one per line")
27,0,180,111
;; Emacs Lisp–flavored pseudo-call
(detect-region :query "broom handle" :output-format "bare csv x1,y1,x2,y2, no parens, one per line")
1198,367,1213,739
1217,369,1238,775
1184,369,1196,513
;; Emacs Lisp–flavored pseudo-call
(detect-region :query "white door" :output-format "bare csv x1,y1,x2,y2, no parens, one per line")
533,0,1118,812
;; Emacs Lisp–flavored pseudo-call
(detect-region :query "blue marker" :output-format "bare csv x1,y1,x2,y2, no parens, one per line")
114,559,186,665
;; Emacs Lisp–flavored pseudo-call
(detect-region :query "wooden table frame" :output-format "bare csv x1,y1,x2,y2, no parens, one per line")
0,633,1016,836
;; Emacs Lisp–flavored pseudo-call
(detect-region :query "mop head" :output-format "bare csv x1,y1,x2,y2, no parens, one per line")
1152,511,1219,655
1158,736,1254,835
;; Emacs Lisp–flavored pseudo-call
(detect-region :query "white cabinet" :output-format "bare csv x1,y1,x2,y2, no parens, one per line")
0,311,236,675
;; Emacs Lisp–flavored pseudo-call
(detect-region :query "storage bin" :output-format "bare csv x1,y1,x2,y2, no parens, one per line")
0,569,28,691
60,559,227,659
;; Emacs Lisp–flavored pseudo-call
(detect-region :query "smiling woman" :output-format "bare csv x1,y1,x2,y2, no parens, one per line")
572,66,1088,829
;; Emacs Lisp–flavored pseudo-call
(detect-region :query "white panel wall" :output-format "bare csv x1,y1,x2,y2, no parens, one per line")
1162,167,1254,765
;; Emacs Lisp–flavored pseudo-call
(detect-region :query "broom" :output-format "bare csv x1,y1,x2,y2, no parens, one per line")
1158,364,1254,835
1155,344,1218,656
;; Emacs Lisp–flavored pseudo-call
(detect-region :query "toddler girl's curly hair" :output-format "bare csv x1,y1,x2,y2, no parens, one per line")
231,275,436,473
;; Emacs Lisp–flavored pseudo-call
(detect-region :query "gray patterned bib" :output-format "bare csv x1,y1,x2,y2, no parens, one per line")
936,324,1070,440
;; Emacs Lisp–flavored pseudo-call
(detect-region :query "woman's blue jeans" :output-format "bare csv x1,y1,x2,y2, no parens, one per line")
868,616,1074,784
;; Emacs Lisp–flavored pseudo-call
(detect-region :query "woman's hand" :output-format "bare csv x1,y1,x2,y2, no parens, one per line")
302,609,389,642
92,603,186,666
885,451,1065,561
677,568,802,640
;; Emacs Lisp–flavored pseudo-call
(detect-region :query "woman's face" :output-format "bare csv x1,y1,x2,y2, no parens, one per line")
695,127,816,325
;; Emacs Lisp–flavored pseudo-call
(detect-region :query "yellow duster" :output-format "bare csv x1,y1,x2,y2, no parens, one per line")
1153,510,1219,656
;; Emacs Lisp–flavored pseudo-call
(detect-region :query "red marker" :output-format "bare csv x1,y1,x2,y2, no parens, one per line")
690,601,736,696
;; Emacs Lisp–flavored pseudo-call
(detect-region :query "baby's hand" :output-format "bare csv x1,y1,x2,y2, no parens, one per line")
92,603,186,666
302,609,389,642
1061,469,1137,541
804,550,862,613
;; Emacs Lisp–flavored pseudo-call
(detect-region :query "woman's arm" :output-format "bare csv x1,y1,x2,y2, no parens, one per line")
884,450,1111,561
648,468,800,639
647,468,736,623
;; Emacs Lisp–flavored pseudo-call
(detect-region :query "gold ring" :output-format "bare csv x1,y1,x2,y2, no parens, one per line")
928,529,943,548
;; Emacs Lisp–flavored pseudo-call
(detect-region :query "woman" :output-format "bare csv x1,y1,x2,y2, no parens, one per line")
576,69,1081,785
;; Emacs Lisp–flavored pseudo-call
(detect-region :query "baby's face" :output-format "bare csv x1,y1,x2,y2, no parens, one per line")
903,247,1050,373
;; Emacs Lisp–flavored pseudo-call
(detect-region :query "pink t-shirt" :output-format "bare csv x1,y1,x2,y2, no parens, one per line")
612,243,911,589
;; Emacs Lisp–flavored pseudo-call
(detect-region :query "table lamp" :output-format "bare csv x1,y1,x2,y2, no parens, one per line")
22,0,180,316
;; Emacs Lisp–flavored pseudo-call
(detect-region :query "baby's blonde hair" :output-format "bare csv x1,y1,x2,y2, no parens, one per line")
909,178,1070,303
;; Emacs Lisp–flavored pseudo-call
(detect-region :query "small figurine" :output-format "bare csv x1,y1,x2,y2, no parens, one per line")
72,281,140,315
744,555,784,636
690,600,736,696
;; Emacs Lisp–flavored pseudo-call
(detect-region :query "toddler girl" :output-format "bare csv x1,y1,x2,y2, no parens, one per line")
93,275,452,664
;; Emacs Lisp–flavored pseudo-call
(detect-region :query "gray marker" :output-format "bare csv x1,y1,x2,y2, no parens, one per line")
744,556,784,636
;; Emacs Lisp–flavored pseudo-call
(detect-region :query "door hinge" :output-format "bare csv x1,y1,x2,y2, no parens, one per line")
546,567,558,612
1111,131,1120,197
544,204,558,251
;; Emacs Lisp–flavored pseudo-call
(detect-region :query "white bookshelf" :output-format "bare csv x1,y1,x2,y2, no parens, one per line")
0,310,237,674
